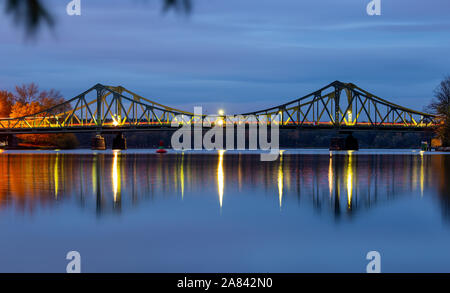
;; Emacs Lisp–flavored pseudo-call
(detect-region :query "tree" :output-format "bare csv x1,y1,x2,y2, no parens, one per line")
10,100,44,119
428,76,450,146
8,83,78,148
12,83,68,113
13,83,64,104
0,90,13,118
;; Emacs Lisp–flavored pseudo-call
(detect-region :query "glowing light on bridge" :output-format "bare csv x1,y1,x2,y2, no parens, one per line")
112,114,121,126
217,150,225,208
112,151,121,203
112,114,119,126
218,109,225,116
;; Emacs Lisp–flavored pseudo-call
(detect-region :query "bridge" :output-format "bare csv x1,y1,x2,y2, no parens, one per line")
0,80,440,149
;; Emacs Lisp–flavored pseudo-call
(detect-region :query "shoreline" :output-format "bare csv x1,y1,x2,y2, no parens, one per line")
1,148,450,155
2,146,449,151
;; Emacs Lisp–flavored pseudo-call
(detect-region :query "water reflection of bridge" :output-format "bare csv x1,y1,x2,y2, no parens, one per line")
0,151,448,219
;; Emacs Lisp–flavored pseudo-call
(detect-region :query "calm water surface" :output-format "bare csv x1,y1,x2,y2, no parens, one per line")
0,149,450,272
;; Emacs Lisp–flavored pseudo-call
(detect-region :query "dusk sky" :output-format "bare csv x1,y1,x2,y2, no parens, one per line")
1,0,449,114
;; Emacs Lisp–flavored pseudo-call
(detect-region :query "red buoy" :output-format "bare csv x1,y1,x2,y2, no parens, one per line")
156,140,167,153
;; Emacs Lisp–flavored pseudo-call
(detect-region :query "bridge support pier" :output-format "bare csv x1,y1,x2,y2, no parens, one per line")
112,133,127,150
344,133,359,151
329,133,359,151
92,134,106,150
3,134,18,149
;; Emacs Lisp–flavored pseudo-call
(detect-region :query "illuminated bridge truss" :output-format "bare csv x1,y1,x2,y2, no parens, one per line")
0,81,440,134
242,81,439,131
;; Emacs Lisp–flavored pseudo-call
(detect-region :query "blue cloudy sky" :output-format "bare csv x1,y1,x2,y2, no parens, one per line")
0,0,449,114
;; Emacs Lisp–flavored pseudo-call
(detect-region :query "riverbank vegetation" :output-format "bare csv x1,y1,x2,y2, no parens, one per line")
0,83,78,149
428,76,450,147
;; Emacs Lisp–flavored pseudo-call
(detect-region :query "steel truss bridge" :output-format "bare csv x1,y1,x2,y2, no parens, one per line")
0,81,440,135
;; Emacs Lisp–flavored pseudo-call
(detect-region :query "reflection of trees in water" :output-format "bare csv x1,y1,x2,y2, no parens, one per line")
0,152,446,218
434,155,450,221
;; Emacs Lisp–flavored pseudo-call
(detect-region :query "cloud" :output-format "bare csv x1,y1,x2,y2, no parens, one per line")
0,0,449,113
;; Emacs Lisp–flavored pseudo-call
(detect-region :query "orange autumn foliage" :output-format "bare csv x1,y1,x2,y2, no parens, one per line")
0,90,13,118
5,83,78,148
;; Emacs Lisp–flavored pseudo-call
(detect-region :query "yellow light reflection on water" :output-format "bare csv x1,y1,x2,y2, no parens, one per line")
112,151,121,203
217,150,225,208
278,150,285,208
92,156,97,195
420,151,424,197
54,153,59,199
328,152,333,198
412,152,418,191
238,154,242,191
180,152,185,199
346,151,353,209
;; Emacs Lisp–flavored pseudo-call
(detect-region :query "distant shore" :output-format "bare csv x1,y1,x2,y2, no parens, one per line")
0,143,63,150
2,146,450,152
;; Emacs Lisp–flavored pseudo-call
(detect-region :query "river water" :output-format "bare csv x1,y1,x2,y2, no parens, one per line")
0,149,449,272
